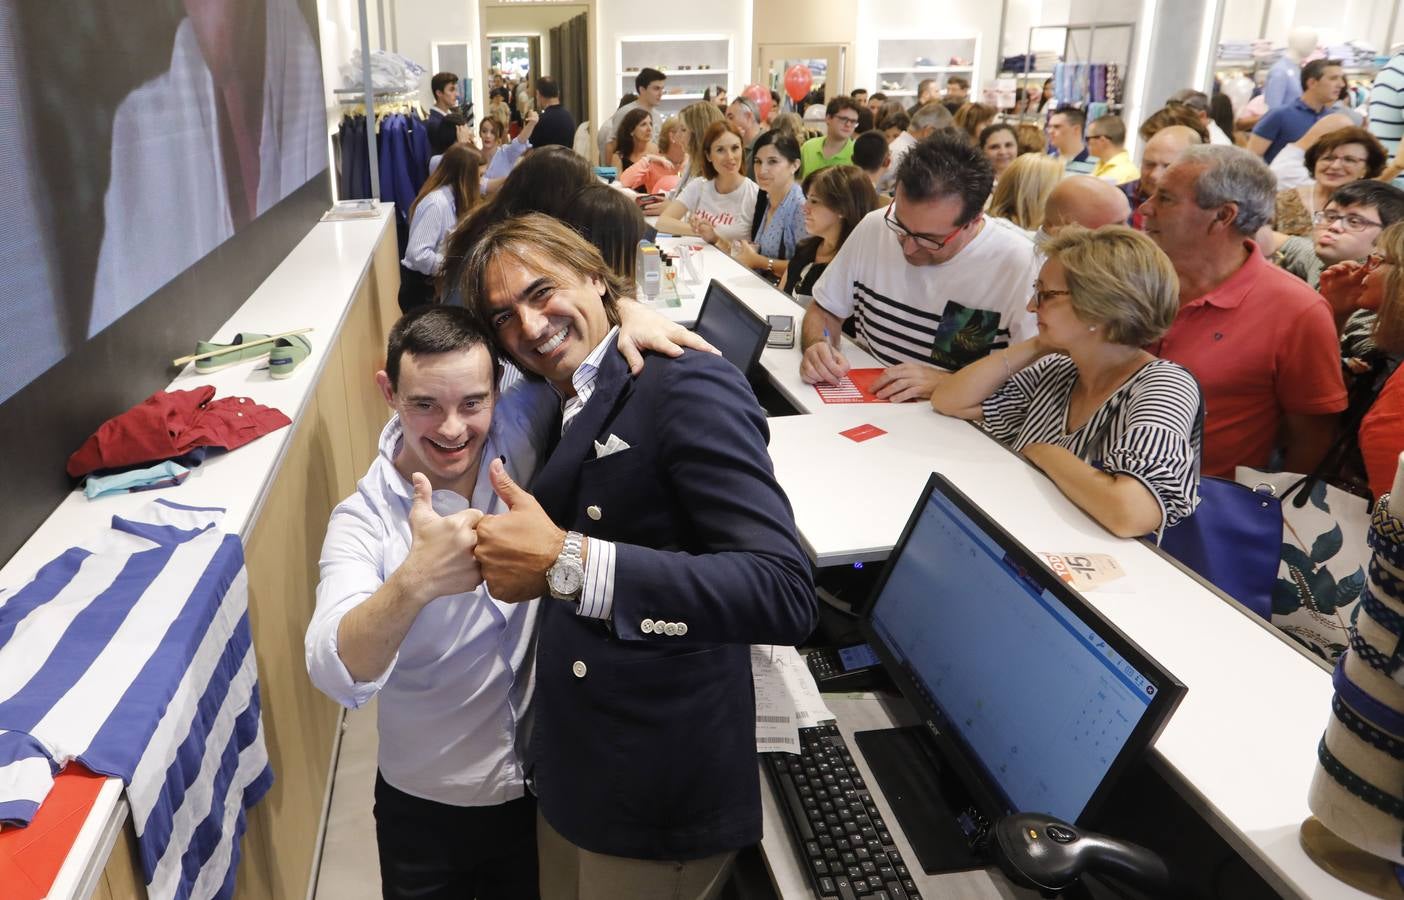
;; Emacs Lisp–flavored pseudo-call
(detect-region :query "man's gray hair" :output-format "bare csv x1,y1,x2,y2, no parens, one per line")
729,96,759,123
1179,144,1276,235
910,102,954,132
1167,89,1210,114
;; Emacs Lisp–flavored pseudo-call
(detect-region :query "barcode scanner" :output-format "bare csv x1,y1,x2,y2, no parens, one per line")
992,813,1174,898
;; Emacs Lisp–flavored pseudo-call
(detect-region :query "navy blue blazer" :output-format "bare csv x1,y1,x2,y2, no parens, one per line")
527,345,816,861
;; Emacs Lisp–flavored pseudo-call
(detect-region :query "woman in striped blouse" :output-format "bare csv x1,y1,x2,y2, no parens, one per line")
930,226,1202,537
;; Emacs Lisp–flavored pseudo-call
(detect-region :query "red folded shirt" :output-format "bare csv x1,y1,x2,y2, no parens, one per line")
67,386,291,478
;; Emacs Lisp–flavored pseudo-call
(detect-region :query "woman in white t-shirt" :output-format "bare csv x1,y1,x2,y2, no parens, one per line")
655,121,759,245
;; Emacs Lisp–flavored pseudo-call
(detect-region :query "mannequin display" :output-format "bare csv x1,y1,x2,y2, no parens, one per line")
1266,28,1319,110
1301,454,1404,898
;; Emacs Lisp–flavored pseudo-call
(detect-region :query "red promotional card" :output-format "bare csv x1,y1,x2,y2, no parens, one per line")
840,424,887,443
814,368,887,404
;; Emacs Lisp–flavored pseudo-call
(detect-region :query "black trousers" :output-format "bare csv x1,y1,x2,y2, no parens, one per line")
373,772,539,900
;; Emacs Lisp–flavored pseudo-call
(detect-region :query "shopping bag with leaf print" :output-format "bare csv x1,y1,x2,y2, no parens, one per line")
1235,467,1370,662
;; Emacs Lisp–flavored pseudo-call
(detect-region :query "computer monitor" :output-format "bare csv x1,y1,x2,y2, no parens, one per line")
857,475,1186,869
692,279,768,378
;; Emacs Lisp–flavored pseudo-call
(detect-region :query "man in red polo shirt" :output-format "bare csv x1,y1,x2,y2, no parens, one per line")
1140,144,1345,478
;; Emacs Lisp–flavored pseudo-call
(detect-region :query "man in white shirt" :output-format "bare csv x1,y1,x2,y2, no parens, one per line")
600,67,666,165
307,306,553,898
307,304,710,898
800,131,1040,401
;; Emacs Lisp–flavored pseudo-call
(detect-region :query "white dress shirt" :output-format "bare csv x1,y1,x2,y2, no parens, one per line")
89,0,326,337
561,328,619,622
305,379,556,805
401,186,456,275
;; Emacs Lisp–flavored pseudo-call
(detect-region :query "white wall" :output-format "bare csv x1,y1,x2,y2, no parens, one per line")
593,0,752,136
853,0,1002,92
391,0,480,112
1220,0,1397,45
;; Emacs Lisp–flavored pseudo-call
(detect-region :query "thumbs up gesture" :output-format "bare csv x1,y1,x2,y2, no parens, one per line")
476,458,566,603
400,472,485,604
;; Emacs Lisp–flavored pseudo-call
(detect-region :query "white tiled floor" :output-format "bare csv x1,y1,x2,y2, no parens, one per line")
313,699,381,900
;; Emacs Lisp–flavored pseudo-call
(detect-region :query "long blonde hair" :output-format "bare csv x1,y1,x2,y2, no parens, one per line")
679,101,725,179
987,154,1063,231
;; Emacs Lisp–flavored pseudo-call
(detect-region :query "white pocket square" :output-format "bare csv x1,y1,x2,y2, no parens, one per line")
593,434,631,459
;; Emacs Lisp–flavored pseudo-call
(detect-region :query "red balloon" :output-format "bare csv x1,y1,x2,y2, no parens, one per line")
784,64,813,103
742,83,772,121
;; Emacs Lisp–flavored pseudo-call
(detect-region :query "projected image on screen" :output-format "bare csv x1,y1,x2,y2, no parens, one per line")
90,0,328,337
0,0,327,406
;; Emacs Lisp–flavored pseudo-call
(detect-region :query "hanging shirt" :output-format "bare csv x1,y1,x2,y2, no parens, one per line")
89,0,327,338
1264,56,1303,110
1369,53,1404,158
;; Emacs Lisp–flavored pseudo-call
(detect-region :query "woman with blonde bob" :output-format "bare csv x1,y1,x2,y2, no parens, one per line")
986,154,1063,231
930,226,1203,537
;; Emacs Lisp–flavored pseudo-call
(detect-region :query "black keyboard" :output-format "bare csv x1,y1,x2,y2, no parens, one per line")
765,723,923,900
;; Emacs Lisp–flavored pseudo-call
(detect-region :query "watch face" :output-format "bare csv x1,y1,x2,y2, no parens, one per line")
549,562,583,596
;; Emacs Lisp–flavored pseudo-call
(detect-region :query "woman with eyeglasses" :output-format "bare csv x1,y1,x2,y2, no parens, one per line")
1352,224,1404,499
930,226,1202,538
784,166,880,306
1275,127,1388,236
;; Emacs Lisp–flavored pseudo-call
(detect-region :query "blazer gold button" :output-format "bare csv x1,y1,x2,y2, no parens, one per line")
664,622,679,637
676,623,688,636
587,505,602,521
641,619,655,634
572,661,587,678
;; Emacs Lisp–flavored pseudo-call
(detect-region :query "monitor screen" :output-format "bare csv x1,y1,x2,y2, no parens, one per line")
693,280,767,376
864,477,1182,824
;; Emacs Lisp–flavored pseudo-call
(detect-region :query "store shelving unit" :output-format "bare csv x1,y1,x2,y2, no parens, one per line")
617,35,733,112
872,36,980,98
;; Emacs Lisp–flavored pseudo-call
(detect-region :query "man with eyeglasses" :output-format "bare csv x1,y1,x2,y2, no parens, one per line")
800,96,862,178
799,131,1040,401
1266,180,1404,290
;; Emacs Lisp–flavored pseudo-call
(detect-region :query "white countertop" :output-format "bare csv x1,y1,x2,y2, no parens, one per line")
763,403,1353,899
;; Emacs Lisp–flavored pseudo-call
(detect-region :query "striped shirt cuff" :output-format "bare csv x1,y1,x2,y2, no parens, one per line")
577,538,616,620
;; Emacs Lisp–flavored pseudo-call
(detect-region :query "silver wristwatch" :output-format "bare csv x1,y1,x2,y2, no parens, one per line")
547,531,585,602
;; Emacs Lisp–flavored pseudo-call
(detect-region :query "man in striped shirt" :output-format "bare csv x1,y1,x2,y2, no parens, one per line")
800,131,1041,401
1369,49,1404,160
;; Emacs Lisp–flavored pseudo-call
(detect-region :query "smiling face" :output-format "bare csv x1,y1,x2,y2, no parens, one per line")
378,348,495,495
982,128,1018,176
482,253,612,394
708,129,744,178
753,144,799,192
1314,142,1369,191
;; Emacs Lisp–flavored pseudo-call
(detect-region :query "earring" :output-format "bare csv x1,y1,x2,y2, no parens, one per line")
1088,325,1097,332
